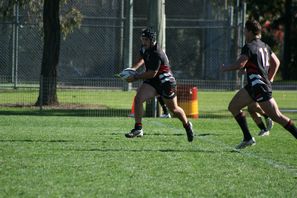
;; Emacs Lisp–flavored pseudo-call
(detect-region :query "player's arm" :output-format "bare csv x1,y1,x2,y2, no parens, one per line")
238,67,246,75
268,53,280,82
131,57,144,70
126,69,158,82
221,55,249,72
134,57,160,80
135,70,158,80
127,56,160,82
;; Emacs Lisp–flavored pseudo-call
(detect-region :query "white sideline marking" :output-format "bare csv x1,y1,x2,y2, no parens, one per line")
204,138,297,177
149,120,297,177
280,109,297,113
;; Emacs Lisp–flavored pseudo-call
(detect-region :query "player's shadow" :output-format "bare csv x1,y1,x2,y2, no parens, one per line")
0,109,131,117
72,148,216,153
0,139,74,143
146,133,216,137
0,139,230,153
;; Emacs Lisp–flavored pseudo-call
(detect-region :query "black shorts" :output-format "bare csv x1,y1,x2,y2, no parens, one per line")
144,73,177,99
244,84,272,102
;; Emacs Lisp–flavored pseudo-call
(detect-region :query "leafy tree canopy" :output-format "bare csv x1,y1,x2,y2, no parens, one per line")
0,0,83,38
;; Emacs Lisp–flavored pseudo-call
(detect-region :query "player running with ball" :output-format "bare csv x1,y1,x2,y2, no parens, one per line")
221,20,297,149
124,27,194,142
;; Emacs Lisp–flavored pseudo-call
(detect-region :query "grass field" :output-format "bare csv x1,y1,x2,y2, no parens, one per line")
1,114,297,197
0,89,297,197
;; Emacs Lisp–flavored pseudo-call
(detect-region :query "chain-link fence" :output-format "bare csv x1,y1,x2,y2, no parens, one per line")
1,0,242,82
1,0,296,117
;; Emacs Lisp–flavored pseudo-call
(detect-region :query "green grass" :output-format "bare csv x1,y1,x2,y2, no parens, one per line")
0,88,296,197
0,89,135,108
1,89,296,117
0,115,297,197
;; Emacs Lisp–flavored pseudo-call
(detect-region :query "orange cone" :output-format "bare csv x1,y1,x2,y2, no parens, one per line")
128,96,135,117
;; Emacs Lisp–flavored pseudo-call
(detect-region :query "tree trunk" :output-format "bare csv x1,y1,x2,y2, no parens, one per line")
282,0,292,80
35,0,60,106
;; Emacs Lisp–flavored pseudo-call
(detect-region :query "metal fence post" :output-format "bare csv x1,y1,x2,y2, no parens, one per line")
39,75,43,112
123,0,133,91
240,1,247,88
12,3,19,89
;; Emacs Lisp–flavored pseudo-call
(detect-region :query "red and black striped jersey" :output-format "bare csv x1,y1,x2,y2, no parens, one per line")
241,39,272,88
139,43,171,75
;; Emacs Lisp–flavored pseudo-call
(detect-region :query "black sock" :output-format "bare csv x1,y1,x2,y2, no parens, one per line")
183,121,190,129
162,105,169,115
263,114,269,119
284,120,297,139
158,97,169,114
257,121,267,131
134,123,142,130
235,112,252,141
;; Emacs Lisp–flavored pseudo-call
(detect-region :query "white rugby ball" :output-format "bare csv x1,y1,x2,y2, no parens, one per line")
117,68,136,80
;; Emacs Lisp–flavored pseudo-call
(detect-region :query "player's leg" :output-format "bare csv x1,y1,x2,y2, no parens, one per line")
125,83,157,138
248,102,264,125
247,102,270,136
157,96,171,118
258,98,297,139
255,102,274,132
228,88,256,148
163,96,194,142
163,96,187,125
250,102,274,131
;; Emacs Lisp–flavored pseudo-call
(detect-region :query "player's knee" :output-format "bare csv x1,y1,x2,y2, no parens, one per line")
271,112,286,124
228,102,241,115
227,102,233,113
170,106,181,115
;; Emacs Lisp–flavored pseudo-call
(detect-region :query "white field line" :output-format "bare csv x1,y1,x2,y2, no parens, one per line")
280,109,297,113
149,120,297,177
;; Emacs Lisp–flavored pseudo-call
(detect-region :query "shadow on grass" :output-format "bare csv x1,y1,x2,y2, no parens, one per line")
0,139,74,143
72,148,217,153
0,104,233,118
0,138,237,153
0,109,131,117
0,109,234,119
146,133,218,137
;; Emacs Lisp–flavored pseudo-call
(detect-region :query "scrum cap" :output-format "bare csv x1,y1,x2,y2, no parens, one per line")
141,27,157,42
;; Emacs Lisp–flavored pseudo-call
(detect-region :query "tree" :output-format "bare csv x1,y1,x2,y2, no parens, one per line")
1,0,82,105
36,0,60,105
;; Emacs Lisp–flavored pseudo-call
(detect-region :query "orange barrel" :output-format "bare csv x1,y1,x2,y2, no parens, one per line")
177,85,199,118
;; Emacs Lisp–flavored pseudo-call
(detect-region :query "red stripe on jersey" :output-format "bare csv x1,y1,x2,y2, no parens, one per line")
158,64,171,74
245,61,259,74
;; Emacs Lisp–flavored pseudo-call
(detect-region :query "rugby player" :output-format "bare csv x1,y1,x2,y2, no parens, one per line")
125,28,194,142
221,20,297,149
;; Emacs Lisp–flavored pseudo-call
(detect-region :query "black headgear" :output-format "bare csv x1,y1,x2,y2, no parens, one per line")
141,28,157,42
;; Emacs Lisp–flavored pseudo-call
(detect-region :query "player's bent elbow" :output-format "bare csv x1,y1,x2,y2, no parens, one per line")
270,53,280,68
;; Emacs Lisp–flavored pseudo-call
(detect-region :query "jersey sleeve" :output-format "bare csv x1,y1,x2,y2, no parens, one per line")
139,47,145,58
148,52,161,71
266,44,273,56
241,44,252,58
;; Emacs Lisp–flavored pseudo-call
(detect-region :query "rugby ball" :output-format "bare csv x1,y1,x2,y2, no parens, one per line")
115,68,136,81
